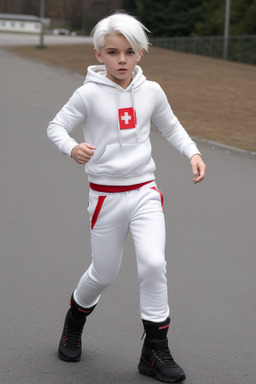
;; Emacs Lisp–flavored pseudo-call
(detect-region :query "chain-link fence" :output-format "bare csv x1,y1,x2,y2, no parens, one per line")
151,35,256,66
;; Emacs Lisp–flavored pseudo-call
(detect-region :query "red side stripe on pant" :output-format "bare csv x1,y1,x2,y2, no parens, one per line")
151,187,164,212
91,196,106,230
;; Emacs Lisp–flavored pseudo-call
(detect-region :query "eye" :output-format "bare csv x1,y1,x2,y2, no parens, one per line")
127,50,135,55
108,50,117,55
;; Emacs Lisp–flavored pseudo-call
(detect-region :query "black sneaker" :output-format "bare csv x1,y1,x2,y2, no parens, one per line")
58,309,86,362
138,337,186,383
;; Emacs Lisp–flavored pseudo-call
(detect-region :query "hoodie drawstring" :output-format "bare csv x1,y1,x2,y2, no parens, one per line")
131,84,139,142
115,86,123,147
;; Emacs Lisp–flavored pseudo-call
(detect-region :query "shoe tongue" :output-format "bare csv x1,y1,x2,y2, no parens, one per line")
151,338,168,348
152,339,175,365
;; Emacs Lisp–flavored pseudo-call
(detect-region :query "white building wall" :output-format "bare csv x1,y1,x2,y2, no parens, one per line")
0,20,41,33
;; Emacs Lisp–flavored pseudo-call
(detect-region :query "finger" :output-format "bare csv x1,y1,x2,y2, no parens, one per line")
79,152,92,163
192,165,198,176
84,143,96,150
191,165,199,182
193,166,206,183
81,143,96,157
193,175,203,183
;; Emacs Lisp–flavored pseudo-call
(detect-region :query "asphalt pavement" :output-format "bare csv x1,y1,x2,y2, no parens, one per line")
1,35,256,384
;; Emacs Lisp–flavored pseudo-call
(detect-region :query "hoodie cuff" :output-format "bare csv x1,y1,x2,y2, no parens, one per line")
184,143,202,160
62,139,79,157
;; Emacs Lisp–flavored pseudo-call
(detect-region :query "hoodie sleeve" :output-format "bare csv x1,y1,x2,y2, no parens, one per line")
151,84,201,159
47,89,87,156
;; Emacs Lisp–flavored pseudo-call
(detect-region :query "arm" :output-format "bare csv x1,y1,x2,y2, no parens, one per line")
47,89,93,158
151,84,206,182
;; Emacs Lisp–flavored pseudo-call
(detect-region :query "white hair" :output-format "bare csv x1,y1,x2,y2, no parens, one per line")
91,12,150,53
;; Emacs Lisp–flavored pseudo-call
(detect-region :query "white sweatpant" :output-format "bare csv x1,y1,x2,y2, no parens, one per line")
74,181,170,322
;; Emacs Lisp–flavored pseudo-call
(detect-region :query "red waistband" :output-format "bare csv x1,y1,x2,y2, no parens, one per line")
89,180,154,193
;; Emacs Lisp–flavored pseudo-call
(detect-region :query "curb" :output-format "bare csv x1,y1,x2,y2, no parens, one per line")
193,137,256,160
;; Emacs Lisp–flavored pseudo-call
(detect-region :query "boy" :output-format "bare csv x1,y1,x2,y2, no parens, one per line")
47,12,206,383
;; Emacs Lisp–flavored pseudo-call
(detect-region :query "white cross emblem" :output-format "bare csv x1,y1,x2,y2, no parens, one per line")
121,111,132,125
118,107,136,129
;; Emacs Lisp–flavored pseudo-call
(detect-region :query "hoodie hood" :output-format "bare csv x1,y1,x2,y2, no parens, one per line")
83,65,146,90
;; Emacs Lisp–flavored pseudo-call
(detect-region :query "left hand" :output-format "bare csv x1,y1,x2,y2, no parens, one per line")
190,154,206,184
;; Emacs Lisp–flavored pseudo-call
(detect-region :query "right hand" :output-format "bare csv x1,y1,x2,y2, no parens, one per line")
71,143,96,164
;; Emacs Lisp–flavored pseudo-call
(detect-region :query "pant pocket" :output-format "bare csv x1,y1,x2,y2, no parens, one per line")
150,187,164,212
91,196,106,230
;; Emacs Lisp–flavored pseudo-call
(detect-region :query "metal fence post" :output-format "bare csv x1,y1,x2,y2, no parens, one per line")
39,0,45,47
223,0,231,60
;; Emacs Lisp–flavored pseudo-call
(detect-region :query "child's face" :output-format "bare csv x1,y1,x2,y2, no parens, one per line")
94,34,143,89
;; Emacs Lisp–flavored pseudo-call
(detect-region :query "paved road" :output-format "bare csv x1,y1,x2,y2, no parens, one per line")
1,41,256,384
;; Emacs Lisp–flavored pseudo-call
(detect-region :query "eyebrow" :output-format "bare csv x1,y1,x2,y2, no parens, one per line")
105,47,134,51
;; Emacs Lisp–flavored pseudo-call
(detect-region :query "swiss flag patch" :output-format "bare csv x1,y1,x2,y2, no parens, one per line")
118,107,137,130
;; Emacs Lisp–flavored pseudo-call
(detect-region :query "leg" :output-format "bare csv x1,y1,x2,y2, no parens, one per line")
58,191,129,362
130,185,185,382
130,185,169,322
75,190,130,307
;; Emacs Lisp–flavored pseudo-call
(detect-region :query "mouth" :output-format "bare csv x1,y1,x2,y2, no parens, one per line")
118,68,128,73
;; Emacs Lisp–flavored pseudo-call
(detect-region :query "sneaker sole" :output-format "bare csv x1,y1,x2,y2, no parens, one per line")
58,352,81,362
138,361,186,383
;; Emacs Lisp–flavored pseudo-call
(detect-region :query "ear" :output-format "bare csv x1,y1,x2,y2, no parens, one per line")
93,48,104,64
136,49,144,63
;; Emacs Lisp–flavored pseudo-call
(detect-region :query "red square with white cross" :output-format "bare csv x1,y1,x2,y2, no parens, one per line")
118,107,137,129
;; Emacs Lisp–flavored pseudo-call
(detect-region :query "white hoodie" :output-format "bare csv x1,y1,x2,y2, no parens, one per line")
47,65,201,185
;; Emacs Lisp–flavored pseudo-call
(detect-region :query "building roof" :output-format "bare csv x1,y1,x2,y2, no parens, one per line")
0,13,41,22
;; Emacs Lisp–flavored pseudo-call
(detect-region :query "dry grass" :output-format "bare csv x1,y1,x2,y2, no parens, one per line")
9,44,256,152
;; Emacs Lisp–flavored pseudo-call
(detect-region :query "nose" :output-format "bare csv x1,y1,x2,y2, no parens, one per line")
119,53,126,64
